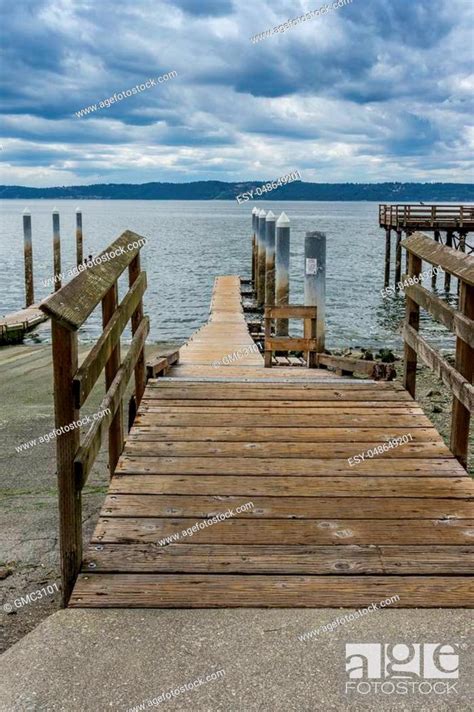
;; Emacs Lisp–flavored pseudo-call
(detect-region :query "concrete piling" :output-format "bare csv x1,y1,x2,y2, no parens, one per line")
264,210,276,306
304,231,326,353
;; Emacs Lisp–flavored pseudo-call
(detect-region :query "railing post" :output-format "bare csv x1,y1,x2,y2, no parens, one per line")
450,282,473,469
102,282,124,474
432,230,440,288
275,212,290,336
265,211,276,306
394,229,402,289
75,208,83,266
22,208,34,307
304,231,326,353
444,231,453,291
402,250,422,396
257,209,267,308
264,307,272,368
384,228,391,288
129,254,146,407
52,208,62,290
51,320,81,606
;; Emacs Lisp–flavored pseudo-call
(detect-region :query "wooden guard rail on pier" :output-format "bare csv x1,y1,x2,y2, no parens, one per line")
264,305,317,367
39,230,148,604
379,204,474,231
401,232,474,469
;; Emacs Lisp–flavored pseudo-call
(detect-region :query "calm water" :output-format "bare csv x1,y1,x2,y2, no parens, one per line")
0,200,458,351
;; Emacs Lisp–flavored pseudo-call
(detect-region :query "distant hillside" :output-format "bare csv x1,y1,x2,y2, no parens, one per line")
1,181,473,201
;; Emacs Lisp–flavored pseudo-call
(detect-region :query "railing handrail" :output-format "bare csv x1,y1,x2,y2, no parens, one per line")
41,230,148,605
40,230,145,330
401,232,474,286
401,231,473,469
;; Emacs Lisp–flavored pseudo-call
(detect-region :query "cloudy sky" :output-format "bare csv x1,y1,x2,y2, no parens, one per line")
0,0,473,186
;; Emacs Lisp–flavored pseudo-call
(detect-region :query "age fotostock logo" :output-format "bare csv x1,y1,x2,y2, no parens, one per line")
345,644,460,696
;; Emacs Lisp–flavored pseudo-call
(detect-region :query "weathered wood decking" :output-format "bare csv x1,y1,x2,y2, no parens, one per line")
70,276,474,608
0,304,48,345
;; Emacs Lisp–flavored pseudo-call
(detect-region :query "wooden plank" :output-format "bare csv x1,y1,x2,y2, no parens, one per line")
316,354,390,377
73,272,146,407
116,456,463,476
122,440,452,459
148,380,405,391
129,426,438,442
109,474,474,498
403,280,474,349
69,574,474,608
401,232,474,286
265,305,317,318
101,281,123,475
403,324,474,411
135,412,432,427
144,390,410,402
137,401,423,411
39,230,147,330
92,517,473,545
74,317,149,488
101,494,473,519
82,543,474,575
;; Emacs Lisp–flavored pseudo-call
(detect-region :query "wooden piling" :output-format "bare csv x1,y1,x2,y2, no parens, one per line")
432,230,440,288
304,231,326,354
444,230,453,291
251,207,258,289
450,282,474,468
52,208,62,291
275,211,290,336
257,209,266,308
394,229,402,289
384,228,391,287
75,208,83,266
264,210,276,306
22,208,34,307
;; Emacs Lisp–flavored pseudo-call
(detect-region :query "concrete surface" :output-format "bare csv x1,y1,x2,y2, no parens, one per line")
0,608,472,711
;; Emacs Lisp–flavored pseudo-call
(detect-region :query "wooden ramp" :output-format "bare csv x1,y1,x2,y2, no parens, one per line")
70,276,474,608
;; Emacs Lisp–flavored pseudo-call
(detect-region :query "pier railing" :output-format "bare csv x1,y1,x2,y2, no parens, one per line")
401,231,474,468
264,305,317,367
379,204,474,230
40,230,148,604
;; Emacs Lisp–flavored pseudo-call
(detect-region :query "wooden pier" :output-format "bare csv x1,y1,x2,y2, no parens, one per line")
61,274,473,608
27,216,473,609
379,204,474,288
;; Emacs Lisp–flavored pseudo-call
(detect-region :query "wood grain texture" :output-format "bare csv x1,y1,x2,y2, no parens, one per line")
69,274,474,609
69,574,474,608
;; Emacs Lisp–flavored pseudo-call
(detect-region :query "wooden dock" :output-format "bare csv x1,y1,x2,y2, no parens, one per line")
69,275,474,608
0,304,48,345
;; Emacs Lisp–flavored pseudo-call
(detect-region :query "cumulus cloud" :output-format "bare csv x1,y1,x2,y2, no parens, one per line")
0,0,472,185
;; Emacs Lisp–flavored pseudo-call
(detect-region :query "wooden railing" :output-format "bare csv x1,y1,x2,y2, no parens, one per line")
379,204,474,229
264,305,317,367
401,232,474,469
40,230,148,604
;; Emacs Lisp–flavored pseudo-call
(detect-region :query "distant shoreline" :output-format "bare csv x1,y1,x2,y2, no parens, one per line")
1,180,473,202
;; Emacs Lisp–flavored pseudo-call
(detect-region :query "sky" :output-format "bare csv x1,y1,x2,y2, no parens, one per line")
0,0,473,187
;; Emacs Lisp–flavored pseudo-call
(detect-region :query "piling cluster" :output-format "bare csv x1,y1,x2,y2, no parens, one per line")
22,208,84,305
250,207,326,351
